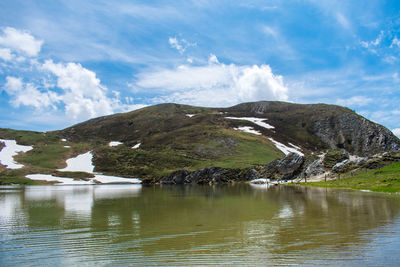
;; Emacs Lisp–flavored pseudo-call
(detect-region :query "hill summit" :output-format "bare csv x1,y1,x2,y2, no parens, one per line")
0,101,399,184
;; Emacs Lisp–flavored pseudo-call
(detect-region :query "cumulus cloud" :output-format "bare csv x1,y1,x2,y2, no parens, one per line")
0,48,13,61
4,76,23,93
41,60,118,120
0,27,43,57
3,61,143,122
393,128,400,138
136,55,288,107
336,96,373,107
4,76,59,109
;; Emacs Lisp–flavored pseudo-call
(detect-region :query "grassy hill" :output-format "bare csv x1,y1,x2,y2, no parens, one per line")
1,101,399,183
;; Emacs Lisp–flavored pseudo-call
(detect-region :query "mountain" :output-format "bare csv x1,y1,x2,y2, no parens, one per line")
0,101,399,184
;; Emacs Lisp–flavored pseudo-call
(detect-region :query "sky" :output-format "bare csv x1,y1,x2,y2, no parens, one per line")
0,0,400,137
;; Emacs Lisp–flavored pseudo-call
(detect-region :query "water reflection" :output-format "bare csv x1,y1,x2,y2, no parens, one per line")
1,184,400,266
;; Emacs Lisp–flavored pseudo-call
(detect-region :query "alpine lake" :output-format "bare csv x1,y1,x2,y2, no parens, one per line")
1,183,400,266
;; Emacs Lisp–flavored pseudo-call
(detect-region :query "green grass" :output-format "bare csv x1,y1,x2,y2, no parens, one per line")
16,144,70,169
91,128,281,179
53,171,95,179
0,177,40,185
0,128,58,145
198,130,281,169
305,162,400,193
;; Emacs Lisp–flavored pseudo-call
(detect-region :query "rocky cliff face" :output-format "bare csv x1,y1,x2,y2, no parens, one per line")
313,113,399,155
229,101,400,156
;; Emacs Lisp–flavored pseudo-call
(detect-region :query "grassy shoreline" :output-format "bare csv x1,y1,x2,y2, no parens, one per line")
300,162,400,193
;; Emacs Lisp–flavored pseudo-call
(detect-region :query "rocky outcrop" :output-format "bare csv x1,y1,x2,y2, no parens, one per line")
161,167,259,184
160,151,400,184
162,153,306,184
258,153,306,180
229,101,400,156
313,113,400,155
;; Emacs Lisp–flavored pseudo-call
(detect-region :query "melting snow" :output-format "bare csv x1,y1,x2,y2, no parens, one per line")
225,117,275,129
0,139,33,169
109,141,123,147
268,138,304,156
132,143,141,149
64,146,71,148
186,114,196,118
57,151,94,173
61,138,67,142
26,174,93,185
93,175,141,184
26,174,141,185
233,126,262,135
288,142,301,150
33,151,142,184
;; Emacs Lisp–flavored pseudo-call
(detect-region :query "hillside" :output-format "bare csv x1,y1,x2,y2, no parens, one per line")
0,101,399,184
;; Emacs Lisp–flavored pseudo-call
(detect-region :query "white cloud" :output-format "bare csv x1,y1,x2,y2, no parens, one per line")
41,60,115,120
336,96,373,107
3,61,142,123
0,27,43,57
4,76,23,93
0,27,145,128
392,128,400,138
12,83,59,109
361,30,384,49
42,60,105,98
168,37,196,54
4,76,59,109
390,37,400,48
136,55,288,107
169,37,184,54
0,48,13,61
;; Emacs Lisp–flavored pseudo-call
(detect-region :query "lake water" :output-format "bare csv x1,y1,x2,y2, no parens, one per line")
1,184,400,266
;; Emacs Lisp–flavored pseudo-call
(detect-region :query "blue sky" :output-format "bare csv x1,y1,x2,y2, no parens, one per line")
0,0,400,136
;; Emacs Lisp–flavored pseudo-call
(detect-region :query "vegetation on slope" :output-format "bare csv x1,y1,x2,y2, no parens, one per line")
305,162,400,193
1,101,399,184
0,128,95,184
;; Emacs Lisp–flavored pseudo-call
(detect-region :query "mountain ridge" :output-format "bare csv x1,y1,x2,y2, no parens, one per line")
0,101,399,184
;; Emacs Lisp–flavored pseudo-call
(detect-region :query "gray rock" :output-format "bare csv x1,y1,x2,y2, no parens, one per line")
313,114,400,155
259,153,306,180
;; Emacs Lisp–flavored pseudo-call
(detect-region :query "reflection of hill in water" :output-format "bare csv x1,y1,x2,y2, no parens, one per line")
1,185,400,265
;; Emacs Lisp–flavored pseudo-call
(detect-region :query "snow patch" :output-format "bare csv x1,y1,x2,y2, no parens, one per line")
26,174,142,185
268,138,304,156
185,114,196,118
26,174,93,185
61,138,67,142
109,141,123,147
57,151,94,173
93,175,141,184
289,142,301,150
225,117,275,129
132,143,141,149
64,146,71,148
233,126,262,135
0,139,33,169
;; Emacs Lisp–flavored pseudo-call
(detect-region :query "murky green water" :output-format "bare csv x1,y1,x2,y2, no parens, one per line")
1,184,400,266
